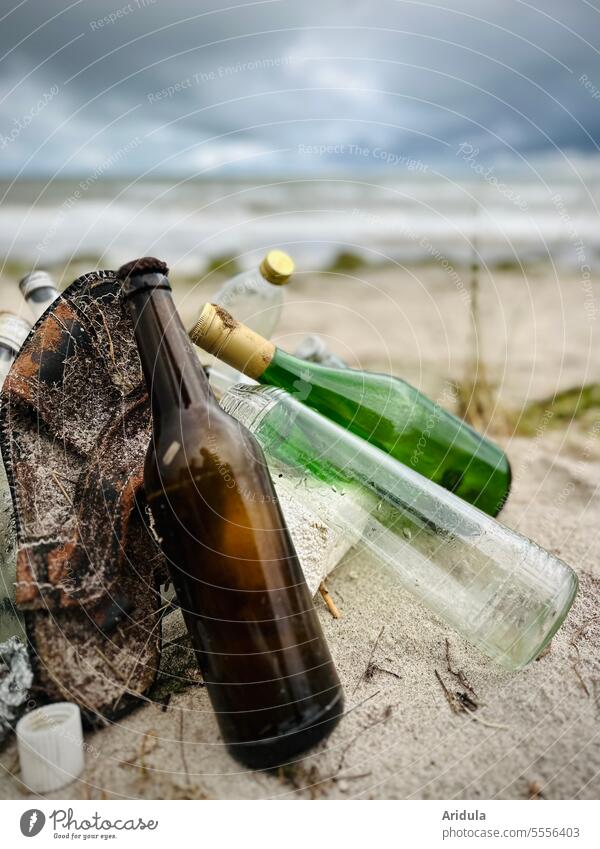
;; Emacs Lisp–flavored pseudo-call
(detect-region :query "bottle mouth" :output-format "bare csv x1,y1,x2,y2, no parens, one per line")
117,258,171,297
121,272,172,298
19,271,54,299
219,383,280,430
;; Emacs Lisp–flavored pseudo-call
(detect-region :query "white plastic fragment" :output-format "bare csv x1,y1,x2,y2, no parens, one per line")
16,702,85,793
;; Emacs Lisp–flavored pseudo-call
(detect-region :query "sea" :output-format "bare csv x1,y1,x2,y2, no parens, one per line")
1,167,599,277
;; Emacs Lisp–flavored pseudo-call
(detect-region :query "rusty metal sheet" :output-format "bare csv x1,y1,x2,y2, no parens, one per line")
0,270,168,722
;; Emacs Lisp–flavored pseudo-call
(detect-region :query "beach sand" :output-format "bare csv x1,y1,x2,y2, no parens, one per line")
1,263,599,800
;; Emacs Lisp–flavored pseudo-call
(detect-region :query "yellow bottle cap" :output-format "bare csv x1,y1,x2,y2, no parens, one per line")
259,250,294,285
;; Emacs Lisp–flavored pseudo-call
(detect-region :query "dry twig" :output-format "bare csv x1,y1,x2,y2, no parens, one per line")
527,780,546,800
435,669,509,730
352,626,385,695
568,616,599,697
319,582,341,619
445,639,478,700
179,709,191,789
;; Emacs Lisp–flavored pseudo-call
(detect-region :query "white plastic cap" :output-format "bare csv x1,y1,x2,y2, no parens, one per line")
16,702,85,793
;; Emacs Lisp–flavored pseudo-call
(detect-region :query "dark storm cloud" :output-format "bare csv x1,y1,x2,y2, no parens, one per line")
0,0,599,176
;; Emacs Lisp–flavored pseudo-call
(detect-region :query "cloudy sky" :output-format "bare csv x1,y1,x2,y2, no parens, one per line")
1,0,599,178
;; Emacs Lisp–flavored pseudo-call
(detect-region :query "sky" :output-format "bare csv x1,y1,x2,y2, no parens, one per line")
0,0,599,179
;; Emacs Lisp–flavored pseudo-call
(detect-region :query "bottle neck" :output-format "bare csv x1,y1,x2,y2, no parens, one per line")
126,284,214,420
190,303,332,386
220,383,280,432
26,286,59,322
215,268,266,305
0,344,14,363
191,303,277,380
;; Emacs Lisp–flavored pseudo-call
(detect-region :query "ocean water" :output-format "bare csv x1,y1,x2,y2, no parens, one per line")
0,172,599,275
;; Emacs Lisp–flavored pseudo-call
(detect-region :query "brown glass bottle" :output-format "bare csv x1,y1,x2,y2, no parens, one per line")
119,258,344,769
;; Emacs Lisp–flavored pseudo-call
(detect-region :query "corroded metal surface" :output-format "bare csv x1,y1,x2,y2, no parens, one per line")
0,271,168,722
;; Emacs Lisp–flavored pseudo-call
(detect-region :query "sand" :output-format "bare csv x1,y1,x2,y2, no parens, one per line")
1,263,599,800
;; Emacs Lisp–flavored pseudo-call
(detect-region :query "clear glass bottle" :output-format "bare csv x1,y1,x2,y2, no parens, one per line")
202,250,294,395
120,257,343,768
19,271,60,324
191,304,511,517
220,383,578,671
294,335,348,369
0,313,32,642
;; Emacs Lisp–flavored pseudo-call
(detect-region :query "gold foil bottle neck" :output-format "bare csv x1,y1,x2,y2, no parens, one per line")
190,303,275,380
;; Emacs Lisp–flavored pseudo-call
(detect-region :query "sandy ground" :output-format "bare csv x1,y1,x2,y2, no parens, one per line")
1,263,600,800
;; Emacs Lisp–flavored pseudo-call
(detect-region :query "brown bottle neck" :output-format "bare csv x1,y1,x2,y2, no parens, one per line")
126,281,214,420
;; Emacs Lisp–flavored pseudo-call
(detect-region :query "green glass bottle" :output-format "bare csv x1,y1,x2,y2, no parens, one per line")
190,304,511,517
